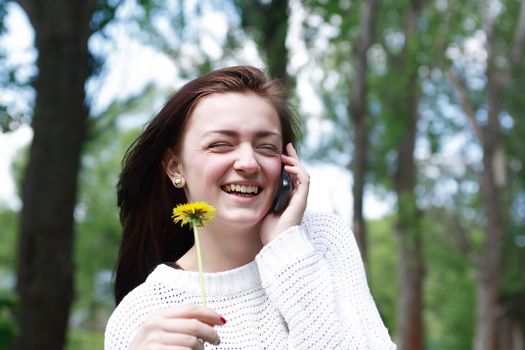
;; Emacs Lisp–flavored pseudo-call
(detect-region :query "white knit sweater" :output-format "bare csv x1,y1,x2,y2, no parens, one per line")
104,212,396,349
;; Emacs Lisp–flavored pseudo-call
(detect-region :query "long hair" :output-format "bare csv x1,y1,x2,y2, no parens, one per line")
114,66,301,304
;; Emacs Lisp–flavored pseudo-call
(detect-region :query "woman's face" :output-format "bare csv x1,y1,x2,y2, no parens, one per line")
169,92,283,228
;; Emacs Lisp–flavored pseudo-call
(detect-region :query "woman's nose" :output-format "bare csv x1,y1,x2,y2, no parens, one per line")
233,145,260,174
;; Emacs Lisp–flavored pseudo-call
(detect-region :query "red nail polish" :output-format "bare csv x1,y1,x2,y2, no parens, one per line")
220,316,227,324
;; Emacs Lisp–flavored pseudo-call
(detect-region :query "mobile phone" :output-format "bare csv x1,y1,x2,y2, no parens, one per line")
271,168,291,213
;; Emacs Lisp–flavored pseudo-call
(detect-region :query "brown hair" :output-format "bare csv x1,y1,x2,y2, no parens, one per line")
114,66,300,304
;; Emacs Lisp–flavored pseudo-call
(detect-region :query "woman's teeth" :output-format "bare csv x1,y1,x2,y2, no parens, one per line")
222,184,259,195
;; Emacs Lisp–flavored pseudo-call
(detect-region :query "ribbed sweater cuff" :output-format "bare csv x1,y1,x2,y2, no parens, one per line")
255,225,315,286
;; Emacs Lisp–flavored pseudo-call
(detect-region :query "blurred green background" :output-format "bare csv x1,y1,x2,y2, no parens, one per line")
0,0,524,349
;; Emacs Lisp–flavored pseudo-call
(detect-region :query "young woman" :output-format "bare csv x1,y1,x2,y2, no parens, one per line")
105,66,396,349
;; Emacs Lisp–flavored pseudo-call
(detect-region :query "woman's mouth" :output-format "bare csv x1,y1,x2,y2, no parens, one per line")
221,184,261,197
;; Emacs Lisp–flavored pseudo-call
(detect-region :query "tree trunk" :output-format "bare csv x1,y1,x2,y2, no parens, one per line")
447,65,507,350
393,1,425,349
471,10,506,349
235,0,291,86
12,1,94,349
260,0,289,84
349,0,377,262
472,131,504,350
497,292,525,350
394,92,424,350
473,270,500,350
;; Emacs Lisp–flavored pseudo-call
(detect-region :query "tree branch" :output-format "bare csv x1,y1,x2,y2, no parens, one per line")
510,0,525,69
446,70,484,141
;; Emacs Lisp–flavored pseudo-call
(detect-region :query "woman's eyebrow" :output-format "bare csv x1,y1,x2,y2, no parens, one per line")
203,130,237,137
203,130,281,138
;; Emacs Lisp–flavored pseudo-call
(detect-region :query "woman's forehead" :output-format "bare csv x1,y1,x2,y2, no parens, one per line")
185,92,282,135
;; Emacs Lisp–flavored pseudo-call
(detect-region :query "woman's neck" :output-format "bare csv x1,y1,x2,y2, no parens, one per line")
176,222,263,272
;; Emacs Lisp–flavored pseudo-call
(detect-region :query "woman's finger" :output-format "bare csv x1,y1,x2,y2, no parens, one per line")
281,155,310,190
158,345,203,350
154,332,206,349
159,318,220,345
157,304,225,327
285,143,299,159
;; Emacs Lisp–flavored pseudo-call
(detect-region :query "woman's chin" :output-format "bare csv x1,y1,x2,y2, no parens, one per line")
216,208,268,228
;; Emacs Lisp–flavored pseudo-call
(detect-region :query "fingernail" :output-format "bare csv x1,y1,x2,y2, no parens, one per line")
215,338,221,345
220,316,227,324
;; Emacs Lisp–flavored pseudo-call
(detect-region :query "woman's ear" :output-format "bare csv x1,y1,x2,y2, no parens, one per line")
162,149,186,188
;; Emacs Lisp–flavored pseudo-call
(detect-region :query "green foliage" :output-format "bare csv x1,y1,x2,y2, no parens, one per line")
368,213,477,349
92,0,125,33
126,0,236,79
367,217,397,332
87,82,160,139
71,83,166,333
0,0,9,65
0,289,18,349
1,0,125,133
0,1,33,133
0,208,18,349
0,1,8,33
422,215,475,350
65,329,104,350
73,121,143,331
0,209,17,274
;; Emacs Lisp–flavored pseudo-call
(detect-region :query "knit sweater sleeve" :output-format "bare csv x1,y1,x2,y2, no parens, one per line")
255,212,396,349
104,282,160,350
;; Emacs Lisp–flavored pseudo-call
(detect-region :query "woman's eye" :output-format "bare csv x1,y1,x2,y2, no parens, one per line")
208,143,232,151
257,144,280,154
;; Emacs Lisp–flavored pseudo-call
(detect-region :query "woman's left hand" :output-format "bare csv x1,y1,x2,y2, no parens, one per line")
259,143,310,245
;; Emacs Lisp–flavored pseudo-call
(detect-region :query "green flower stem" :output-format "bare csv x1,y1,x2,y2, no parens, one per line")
192,223,207,306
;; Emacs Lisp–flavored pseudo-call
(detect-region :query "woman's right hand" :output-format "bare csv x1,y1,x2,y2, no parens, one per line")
128,304,225,349
260,143,310,245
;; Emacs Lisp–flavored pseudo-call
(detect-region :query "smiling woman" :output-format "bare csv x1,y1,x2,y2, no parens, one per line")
105,66,396,350
163,92,284,233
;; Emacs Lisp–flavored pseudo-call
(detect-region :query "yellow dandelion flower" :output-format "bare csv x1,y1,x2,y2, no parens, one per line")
172,202,216,228
171,201,216,306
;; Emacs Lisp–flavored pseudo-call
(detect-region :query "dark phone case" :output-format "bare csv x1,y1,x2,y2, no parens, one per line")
271,171,291,213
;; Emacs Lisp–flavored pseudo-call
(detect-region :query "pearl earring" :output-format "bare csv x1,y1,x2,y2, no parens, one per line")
173,178,184,188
